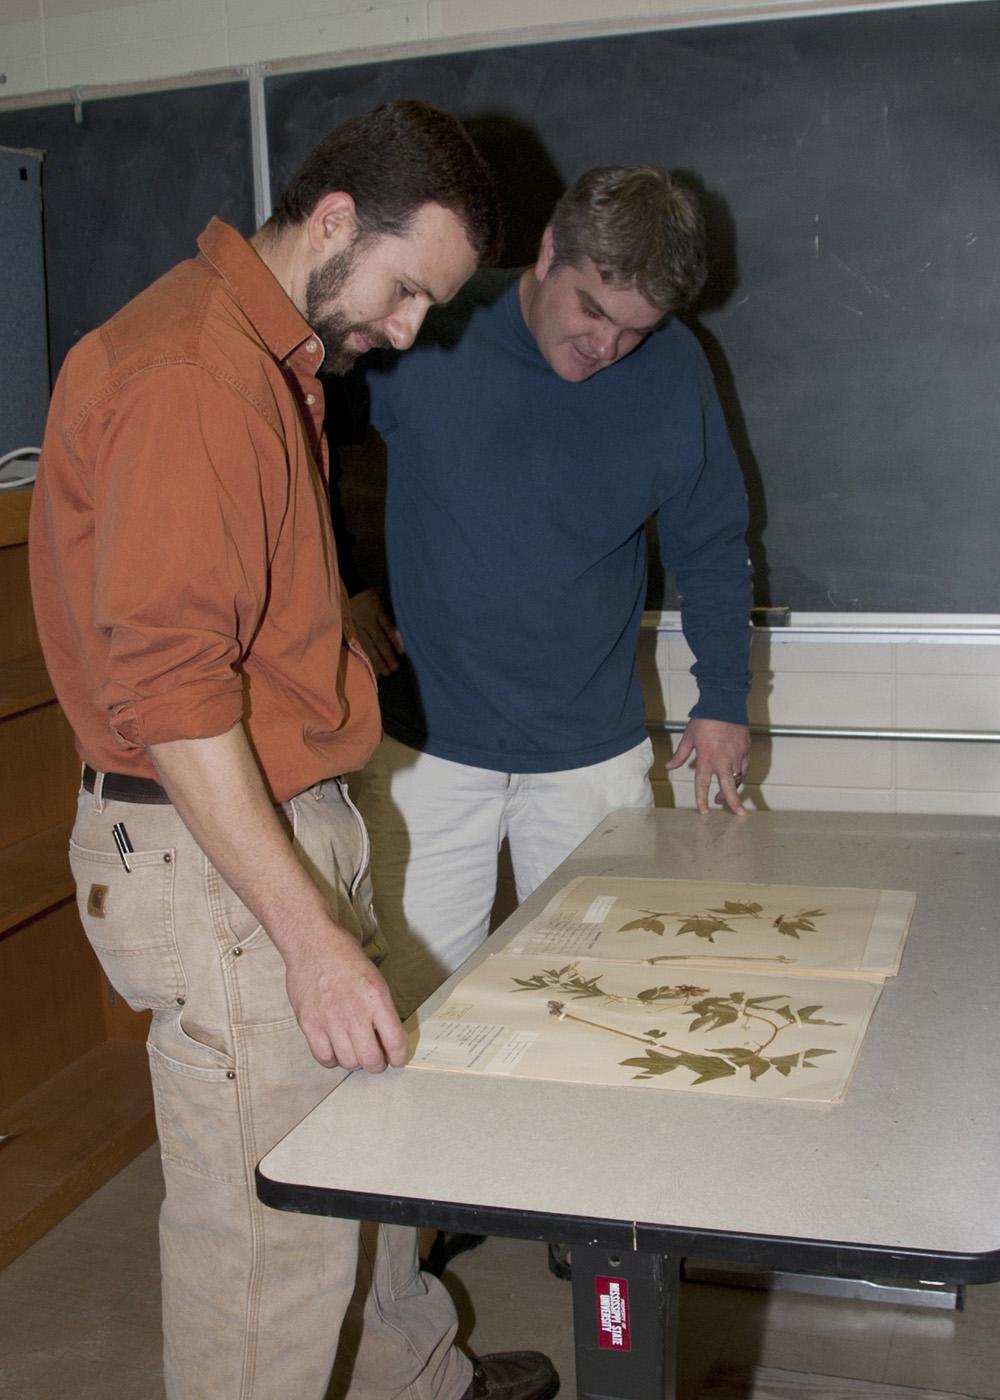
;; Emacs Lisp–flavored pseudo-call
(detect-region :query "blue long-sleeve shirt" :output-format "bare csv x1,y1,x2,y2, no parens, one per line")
365,268,751,773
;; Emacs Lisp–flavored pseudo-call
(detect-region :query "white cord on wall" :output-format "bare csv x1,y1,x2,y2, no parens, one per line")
0,446,41,490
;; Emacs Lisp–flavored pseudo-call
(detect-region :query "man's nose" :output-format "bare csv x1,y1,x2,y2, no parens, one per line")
590,326,620,361
385,301,427,351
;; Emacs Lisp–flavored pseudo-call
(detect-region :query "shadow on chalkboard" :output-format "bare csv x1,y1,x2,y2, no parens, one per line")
686,313,771,610
329,129,768,616
677,171,770,609
462,113,564,268
320,107,767,610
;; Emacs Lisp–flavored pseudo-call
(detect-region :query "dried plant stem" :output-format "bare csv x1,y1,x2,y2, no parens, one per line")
555,1008,688,1056
645,954,795,965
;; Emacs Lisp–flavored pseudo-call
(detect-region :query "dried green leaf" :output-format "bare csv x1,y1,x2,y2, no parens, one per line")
768,1053,800,1077
636,984,690,1003
676,916,731,942
683,1053,739,1084
685,998,740,1033
620,1047,740,1085
620,1050,679,1075
770,1003,796,1024
619,918,666,934
797,1007,844,1026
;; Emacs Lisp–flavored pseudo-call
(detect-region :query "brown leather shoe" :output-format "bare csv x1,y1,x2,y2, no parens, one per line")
460,1352,559,1400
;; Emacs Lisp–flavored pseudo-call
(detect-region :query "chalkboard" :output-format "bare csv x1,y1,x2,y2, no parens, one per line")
266,2,1000,613
0,83,254,379
0,148,48,455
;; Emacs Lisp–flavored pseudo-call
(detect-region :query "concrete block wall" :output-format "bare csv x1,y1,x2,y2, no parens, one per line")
0,0,918,99
643,616,1000,816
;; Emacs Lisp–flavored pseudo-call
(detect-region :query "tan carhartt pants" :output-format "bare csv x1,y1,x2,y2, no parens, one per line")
70,777,470,1400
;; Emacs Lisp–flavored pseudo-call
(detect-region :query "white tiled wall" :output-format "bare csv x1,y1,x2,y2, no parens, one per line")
644,616,1000,816
0,0,918,99
44,0,230,90
229,2,428,70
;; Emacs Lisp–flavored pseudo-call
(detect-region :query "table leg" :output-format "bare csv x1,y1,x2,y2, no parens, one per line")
569,1245,678,1400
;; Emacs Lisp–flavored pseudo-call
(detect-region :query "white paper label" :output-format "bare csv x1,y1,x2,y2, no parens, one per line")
482,1031,539,1074
413,1019,506,1069
582,894,617,924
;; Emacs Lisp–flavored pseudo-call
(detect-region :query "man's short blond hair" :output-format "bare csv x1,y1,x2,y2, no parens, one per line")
549,165,707,314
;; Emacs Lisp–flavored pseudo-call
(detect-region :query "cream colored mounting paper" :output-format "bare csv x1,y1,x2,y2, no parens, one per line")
410,954,882,1102
502,876,914,980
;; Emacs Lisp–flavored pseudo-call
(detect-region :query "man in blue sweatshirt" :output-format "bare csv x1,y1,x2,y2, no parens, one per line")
345,165,753,1017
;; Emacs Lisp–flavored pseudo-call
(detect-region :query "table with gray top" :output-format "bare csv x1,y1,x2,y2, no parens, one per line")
257,810,1000,1399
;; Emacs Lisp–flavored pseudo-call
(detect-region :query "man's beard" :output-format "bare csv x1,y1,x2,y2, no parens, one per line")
305,244,393,377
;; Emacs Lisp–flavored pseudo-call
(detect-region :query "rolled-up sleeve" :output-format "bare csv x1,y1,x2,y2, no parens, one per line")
89,363,282,750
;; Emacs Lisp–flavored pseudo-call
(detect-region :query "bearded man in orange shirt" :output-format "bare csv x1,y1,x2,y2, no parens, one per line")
30,101,557,1400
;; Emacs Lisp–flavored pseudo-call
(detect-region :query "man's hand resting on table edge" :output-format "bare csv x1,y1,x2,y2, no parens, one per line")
350,587,404,677
665,717,752,817
149,727,408,1073
284,926,407,1073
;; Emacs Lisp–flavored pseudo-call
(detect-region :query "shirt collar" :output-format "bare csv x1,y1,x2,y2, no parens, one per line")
505,267,547,365
196,216,317,365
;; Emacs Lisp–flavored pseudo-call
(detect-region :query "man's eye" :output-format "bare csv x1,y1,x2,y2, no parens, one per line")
399,284,416,299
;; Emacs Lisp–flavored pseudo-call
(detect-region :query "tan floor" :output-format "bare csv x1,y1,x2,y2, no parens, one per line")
0,1145,998,1400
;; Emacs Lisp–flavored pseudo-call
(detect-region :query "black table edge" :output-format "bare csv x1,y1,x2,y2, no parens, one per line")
254,1165,1000,1286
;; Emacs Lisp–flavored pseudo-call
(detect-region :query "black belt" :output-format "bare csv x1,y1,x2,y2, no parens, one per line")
82,764,172,804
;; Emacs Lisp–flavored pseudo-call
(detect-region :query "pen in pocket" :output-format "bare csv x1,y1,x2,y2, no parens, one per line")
112,822,134,873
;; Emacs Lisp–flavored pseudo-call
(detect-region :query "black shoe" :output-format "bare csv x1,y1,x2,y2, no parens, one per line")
460,1353,559,1400
546,1242,572,1281
426,1231,487,1277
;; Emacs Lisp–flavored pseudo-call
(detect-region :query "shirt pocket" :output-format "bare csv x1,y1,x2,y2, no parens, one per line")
69,839,184,1010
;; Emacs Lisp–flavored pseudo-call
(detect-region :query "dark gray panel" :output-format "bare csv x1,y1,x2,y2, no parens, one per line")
0,147,48,455
0,84,254,380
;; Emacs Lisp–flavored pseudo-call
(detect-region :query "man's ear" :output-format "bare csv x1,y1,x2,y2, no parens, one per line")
305,191,358,256
534,224,556,281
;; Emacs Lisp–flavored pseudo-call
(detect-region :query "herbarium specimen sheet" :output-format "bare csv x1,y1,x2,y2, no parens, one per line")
408,877,914,1103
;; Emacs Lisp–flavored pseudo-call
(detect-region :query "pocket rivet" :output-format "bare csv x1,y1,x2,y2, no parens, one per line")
163,853,172,864
226,1071,236,1080
176,996,185,1006
232,946,243,957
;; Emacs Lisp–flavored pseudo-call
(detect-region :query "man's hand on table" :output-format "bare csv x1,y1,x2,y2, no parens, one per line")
665,717,752,816
285,928,408,1073
149,727,407,1074
350,588,404,676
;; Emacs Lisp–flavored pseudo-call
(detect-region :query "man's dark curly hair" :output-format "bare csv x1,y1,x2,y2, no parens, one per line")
268,100,501,266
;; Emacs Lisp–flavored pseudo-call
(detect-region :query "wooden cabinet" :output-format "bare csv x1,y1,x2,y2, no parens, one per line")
0,487,155,1271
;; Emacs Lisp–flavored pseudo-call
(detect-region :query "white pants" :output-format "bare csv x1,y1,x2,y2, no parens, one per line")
349,735,655,1018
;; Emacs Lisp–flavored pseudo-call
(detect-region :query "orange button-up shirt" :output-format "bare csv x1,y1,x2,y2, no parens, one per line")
30,218,380,802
